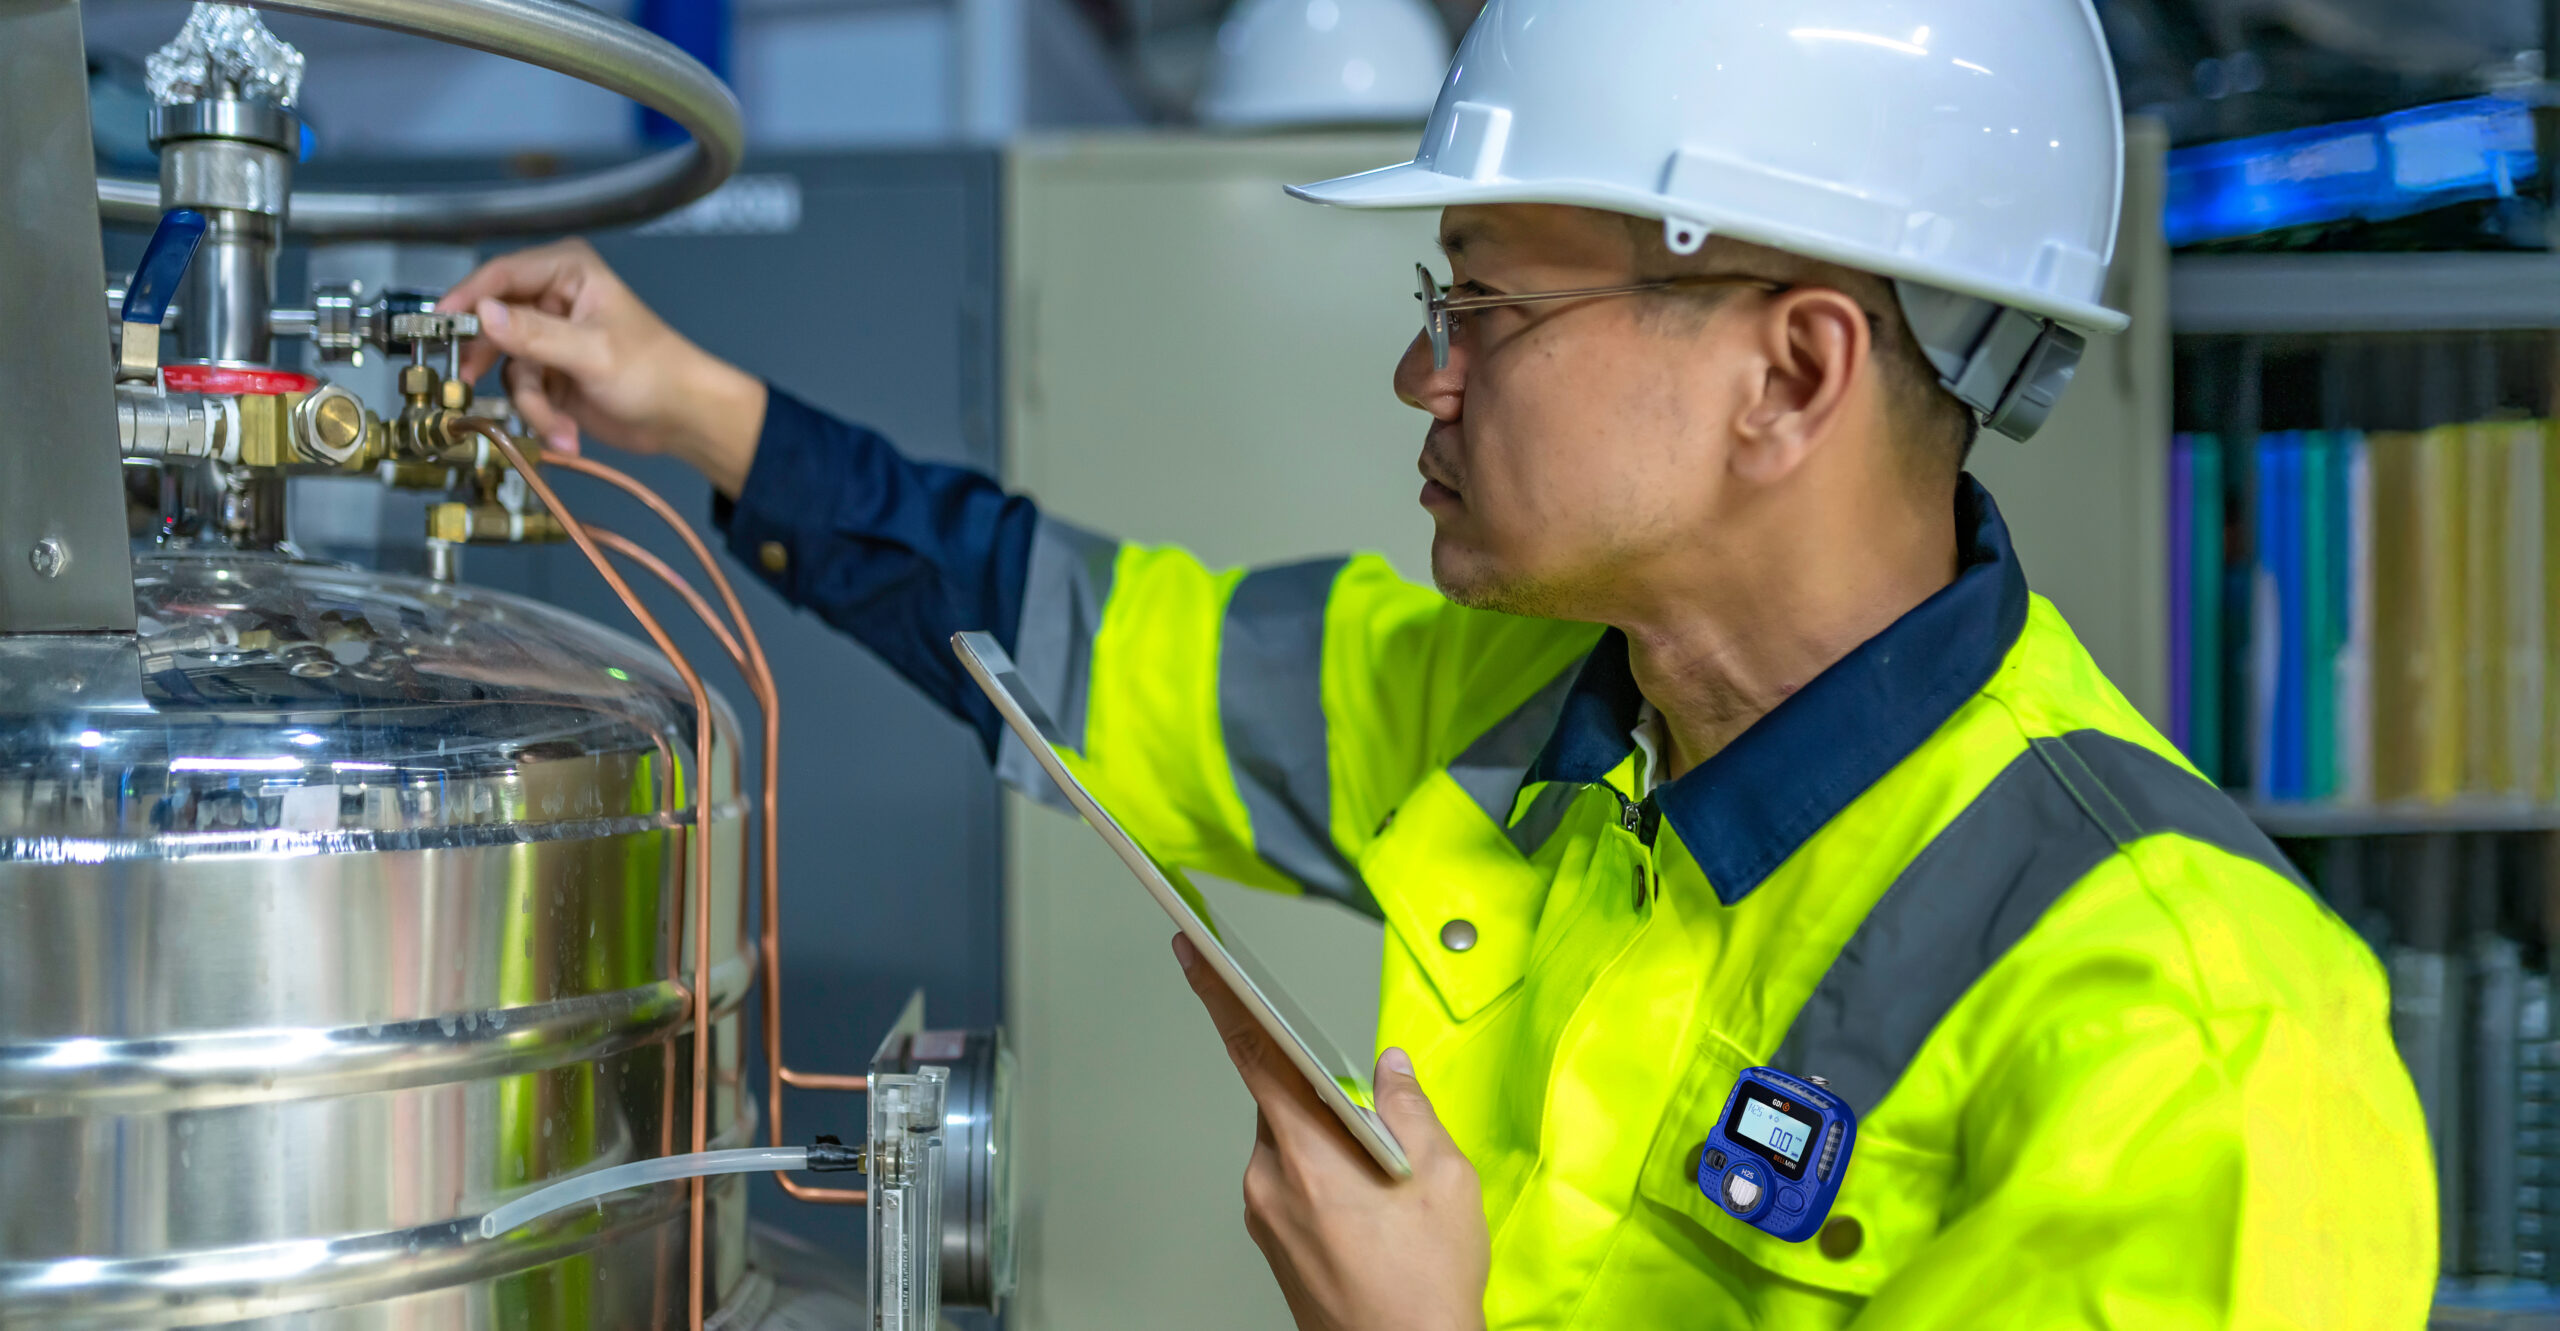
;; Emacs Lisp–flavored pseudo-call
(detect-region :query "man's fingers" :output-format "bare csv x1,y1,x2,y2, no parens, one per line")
1175,934,1279,1081
502,358,578,453
1173,934,1333,1145
442,241,611,383
472,300,612,383
1371,1047,1459,1156
435,239,596,316
454,335,505,386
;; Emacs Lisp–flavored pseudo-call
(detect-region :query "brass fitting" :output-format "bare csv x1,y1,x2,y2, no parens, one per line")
234,393,297,468
399,363,437,404
380,460,456,490
427,502,566,545
296,385,372,463
217,385,386,472
290,383,383,469
437,378,474,413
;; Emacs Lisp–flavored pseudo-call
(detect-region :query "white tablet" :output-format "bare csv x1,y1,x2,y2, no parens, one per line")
952,631,1411,1178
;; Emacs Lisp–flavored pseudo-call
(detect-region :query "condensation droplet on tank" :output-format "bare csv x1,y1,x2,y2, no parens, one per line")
438,1013,458,1037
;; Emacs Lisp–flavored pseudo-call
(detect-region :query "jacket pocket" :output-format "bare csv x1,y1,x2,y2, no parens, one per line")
1631,1030,1953,1300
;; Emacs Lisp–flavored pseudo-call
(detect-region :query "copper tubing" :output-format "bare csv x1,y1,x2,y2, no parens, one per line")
582,526,870,1200
590,529,751,675
462,421,719,1331
535,452,869,1203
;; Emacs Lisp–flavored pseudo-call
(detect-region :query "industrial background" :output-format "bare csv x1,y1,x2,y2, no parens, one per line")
5,0,2556,1327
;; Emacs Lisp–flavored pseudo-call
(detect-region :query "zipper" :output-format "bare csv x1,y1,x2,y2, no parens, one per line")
1615,791,1655,909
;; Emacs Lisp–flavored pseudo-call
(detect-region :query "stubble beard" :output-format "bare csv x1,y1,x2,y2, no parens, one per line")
1432,539,1583,620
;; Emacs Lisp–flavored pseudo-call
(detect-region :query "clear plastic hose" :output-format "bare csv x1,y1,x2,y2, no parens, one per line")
478,1147,809,1239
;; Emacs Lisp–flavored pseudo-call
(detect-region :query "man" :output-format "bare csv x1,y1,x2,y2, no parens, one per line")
444,1,2435,1325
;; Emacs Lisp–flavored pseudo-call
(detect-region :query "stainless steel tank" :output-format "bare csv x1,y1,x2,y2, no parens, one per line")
0,551,753,1327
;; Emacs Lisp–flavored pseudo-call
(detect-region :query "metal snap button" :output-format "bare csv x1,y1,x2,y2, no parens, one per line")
1819,1216,1863,1260
1438,919,1478,953
758,541,789,574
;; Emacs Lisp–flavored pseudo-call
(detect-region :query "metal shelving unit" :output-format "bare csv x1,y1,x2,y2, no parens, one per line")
2172,246,2560,1311
2245,800,2560,839
2173,251,2560,334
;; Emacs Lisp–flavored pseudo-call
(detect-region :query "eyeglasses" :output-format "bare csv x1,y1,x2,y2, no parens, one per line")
1415,263,1791,369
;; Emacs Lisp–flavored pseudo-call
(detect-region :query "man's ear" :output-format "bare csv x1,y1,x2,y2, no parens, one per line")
1729,288,1870,484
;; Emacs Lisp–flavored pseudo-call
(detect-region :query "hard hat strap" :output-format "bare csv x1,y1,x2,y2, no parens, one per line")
1890,280,2086,444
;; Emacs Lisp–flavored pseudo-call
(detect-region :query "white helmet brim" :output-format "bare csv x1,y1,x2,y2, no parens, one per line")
1287,161,2130,336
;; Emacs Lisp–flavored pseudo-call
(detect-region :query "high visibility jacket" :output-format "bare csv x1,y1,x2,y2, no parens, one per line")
724,388,2437,1328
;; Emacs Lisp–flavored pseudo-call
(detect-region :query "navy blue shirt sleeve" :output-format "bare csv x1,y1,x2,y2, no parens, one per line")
713,385,1035,756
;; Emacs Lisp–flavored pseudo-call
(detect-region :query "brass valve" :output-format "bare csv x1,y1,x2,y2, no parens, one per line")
391,363,486,463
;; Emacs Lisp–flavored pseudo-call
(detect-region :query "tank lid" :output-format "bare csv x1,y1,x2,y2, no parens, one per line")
0,553,736,859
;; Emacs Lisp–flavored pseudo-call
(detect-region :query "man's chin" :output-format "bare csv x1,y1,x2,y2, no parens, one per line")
1430,541,1528,613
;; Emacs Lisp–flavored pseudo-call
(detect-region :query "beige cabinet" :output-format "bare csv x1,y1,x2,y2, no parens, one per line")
1004,133,1439,1331
1968,118,2174,726
998,125,2171,1330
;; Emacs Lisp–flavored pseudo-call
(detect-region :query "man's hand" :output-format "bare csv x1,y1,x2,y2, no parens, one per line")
436,239,767,495
1173,933,1490,1331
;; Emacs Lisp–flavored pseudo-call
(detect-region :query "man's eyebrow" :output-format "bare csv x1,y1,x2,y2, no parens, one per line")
1436,228,1474,259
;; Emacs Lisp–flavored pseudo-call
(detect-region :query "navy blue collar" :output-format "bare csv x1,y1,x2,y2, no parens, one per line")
1517,476,2030,904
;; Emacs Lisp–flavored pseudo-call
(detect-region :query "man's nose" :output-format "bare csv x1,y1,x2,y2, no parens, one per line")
1394,330,1464,418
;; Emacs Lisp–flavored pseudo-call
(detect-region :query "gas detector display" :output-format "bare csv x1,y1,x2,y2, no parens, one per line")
1736,1098,1811,1164
1698,1067,1858,1242
1724,1083,1820,1180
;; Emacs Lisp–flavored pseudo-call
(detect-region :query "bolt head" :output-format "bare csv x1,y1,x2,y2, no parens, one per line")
438,379,474,412
399,364,437,398
297,386,369,463
28,538,67,579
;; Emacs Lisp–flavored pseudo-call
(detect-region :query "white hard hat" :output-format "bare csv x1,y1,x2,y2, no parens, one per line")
1197,0,1452,130
1288,0,2130,441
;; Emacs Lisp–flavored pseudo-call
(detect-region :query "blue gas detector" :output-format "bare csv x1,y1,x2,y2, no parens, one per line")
1693,1067,1856,1242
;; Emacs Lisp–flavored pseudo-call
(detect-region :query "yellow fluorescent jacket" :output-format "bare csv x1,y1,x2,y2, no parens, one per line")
993,480,2436,1328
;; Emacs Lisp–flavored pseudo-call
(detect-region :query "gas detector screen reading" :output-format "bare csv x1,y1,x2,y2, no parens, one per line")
1738,1100,1809,1163
1727,1086,1820,1179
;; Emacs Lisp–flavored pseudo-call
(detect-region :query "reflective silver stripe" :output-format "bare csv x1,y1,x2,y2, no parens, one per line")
1445,666,1580,855
995,515,1120,813
1218,558,1376,915
1775,730,2304,1117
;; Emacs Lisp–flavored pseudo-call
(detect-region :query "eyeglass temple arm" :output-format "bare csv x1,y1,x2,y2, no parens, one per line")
1435,276,1785,313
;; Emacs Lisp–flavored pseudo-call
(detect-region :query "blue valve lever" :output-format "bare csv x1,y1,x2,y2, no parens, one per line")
118,209,208,383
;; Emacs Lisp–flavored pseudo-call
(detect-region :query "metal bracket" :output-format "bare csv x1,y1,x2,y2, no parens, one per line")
1,0,138,633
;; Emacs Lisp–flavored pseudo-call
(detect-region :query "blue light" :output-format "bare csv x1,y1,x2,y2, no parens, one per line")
2164,95,2538,249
